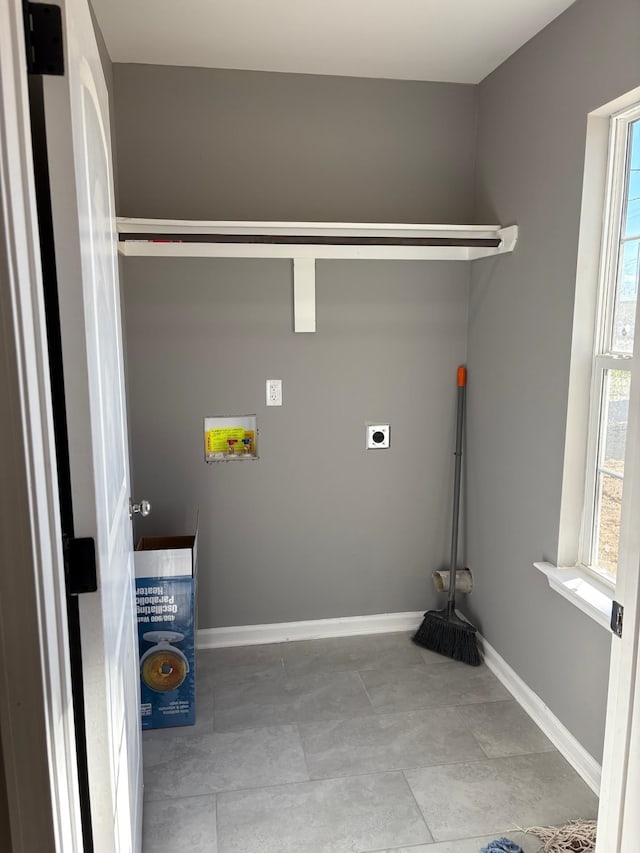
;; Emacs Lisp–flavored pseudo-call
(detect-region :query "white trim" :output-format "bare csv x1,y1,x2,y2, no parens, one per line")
0,0,83,849
533,561,614,630
197,611,424,648
558,112,611,567
579,106,640,575
479,635,602,795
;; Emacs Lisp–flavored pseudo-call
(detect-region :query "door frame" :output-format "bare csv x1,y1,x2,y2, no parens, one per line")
0,0,83,850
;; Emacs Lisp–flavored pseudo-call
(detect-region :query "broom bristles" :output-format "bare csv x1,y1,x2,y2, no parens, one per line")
413,610,481,666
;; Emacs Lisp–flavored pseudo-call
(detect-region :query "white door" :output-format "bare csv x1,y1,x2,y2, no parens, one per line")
596,305,640,845
0,0,84,848
39,0,142,849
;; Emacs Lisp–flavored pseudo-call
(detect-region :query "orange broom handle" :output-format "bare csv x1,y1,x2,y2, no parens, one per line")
457,366,467,387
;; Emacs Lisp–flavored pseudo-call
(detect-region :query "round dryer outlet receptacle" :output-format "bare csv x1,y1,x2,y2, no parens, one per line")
366,424,390,449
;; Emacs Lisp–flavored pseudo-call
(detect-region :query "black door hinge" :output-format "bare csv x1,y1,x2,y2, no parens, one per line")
23,3,64,76
64,536,98,595
611,600,624,638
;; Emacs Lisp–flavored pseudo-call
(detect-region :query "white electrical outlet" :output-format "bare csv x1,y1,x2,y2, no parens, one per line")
266,379,282,406
366,424,390,449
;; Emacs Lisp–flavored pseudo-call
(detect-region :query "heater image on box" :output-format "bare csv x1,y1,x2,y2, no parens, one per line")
140,631,190,693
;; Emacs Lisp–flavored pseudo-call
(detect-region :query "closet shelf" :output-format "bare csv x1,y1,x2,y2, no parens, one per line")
117,218,518,332
117,219,517,261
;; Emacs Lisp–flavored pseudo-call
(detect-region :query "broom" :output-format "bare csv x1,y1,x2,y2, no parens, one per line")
413,365,481,666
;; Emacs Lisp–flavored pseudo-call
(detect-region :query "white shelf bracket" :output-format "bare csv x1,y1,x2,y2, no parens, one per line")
498,224,519,253
293,257,316,333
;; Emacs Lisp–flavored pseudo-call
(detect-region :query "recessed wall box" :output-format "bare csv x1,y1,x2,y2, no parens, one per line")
366,423,390,449
204,414,258,462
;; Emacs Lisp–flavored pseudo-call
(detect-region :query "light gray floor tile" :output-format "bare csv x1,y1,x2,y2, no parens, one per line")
142,638,594,853
197,646,286,687
404,752,599,841
369,830,539,852
195,677,214,710
456,700,555,758
416,645,457,666
213,670,373,731
142,795,217,853
299,706,485,778
203,660,286,687
197,644,285,668
191,688,216,735
216,772,432,853
143,728,184,766
143,725,308,800
281,632,425,676
361,663,510,714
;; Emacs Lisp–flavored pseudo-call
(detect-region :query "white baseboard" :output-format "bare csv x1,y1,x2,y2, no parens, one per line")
479,634,601,795
197,611,425,649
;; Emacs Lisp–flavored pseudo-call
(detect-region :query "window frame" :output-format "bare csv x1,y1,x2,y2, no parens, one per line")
579,103,640,587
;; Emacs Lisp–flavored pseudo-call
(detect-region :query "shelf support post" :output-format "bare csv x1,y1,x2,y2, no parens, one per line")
293,257,316,333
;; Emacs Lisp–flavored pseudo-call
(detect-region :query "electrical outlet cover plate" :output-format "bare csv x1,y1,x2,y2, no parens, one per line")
266,379,282,407
366,424,390,449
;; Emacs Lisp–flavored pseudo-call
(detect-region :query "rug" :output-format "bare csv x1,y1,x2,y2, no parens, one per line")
524,819,597,852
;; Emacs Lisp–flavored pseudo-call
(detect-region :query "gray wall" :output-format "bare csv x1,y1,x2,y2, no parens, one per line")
115,0,639,764
115,67,478,628
467,0,640,762
124,257,469,627
113,64,477,223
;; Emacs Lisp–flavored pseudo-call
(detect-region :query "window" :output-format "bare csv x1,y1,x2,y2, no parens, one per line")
582,108,640,584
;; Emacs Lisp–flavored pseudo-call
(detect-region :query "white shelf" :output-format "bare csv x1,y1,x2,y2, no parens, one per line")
117,218,518,260
117,218,518,331
117,218,512,237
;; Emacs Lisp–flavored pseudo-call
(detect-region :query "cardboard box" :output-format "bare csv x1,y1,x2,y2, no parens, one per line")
134,531,198,730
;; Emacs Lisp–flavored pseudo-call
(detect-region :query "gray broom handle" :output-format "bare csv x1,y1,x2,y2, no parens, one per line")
447,371,465,614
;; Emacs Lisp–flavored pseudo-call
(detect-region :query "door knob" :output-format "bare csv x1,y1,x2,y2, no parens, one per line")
130,499,151,519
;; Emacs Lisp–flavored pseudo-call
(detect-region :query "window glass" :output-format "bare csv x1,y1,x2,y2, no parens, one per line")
601,369,630,471
623,119,640,239
592,368,630,578
612,120,640,354
612,239,639,353
593,471,623,575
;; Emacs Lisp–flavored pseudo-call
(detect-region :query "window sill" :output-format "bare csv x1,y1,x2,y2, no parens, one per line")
533,561,613,631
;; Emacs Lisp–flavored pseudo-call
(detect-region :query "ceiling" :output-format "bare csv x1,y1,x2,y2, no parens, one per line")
92,0,577,85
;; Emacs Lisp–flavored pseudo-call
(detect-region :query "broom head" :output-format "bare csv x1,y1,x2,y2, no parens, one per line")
413,608,481,666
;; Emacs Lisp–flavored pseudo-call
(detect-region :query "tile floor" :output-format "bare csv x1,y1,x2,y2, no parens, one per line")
141,632,598,853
